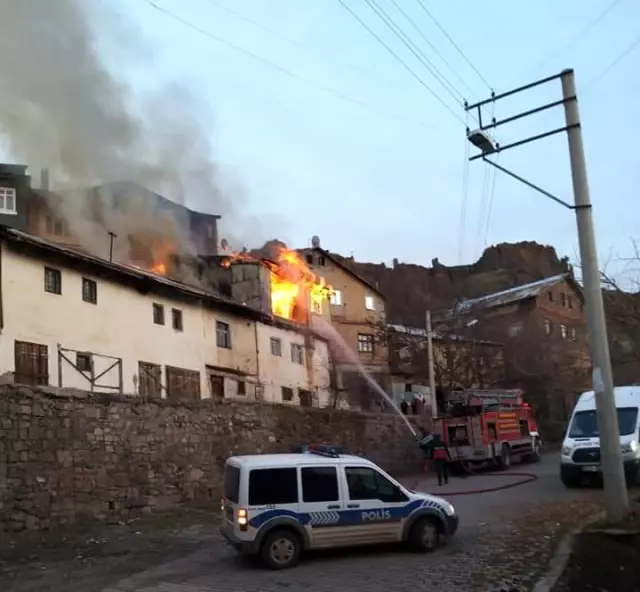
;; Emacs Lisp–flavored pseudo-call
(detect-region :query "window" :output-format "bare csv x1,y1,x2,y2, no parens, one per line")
0,187,17,214
345,467,408,503
357,333,375,353
138,361,162,399
560,324,568,339
547,291,554,302
270,337,282,356
330,290,343,306
299,389,313,407
165,365,201,402
223,465,241,503
319,255,326,266
570,327,577,341
153,303,165,325
405,383,413,392
569,407,639,438
76,352,92,373
249,468,298,506
568,296,573,309
14,341,48,386
209,373,225,398
237,380,246,396
291,343,304,364
301,467,339,502
508,321,523,337
82,278,97,304
365,295,375,310
171,308,183,331
281,386,294,402
543,319,551,335
305,254,313,265
44,267,61,294
216,321,232,349
561,293,567,306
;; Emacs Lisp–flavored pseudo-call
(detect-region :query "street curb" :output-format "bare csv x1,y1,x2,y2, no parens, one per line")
531,510,605,592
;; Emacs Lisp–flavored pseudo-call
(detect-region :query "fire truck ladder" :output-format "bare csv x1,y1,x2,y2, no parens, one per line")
465,389,523,410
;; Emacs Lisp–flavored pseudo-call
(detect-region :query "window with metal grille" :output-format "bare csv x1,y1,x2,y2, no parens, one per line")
216,321,232,349
299,389,313,407
291,344,304,364
138,361,162,399
14,340,49,386
0,187,17,214
44,267,61,294
357,333,375,353
82,278,97,304
76,352,92,373
165,365,201,402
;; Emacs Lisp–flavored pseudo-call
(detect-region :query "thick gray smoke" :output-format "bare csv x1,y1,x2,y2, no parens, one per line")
0,0,281,262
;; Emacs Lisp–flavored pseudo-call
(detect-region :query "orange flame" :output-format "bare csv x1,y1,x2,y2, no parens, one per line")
221,246,332,321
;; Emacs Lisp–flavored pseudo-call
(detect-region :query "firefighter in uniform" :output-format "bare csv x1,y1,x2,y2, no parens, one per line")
431,435,451,486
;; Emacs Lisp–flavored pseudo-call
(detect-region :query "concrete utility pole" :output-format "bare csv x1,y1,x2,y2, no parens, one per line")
464,68,629,522
426,310,437,419
561,69,629,520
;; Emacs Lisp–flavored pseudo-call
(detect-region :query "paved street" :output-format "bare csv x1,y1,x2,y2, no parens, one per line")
95,454,602,592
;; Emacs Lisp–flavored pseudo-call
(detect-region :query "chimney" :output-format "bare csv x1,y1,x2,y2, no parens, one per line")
392,257,399,268
40,168,50,190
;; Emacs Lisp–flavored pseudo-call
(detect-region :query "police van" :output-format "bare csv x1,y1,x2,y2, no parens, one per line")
220,445,459,569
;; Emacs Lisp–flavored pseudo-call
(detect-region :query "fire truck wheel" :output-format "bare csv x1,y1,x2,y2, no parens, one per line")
497,444,511,470
409,517,441,553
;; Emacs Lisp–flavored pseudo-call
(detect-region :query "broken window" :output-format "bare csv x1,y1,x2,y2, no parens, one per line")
291,344,304,365
138,361,162,399
172,308,183,331
14,340,48,386
357,333,375,353
165,365,201,402
153,303,165,325
365,295,375,310
44,266,61,294
330,290,343,306
270,337,282,356
216,321,232,348
82,278,97,304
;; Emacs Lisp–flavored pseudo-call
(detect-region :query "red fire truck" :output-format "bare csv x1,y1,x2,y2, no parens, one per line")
432,389,541,469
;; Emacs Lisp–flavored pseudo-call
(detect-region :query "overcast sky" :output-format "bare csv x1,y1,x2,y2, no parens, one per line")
6,0,640,275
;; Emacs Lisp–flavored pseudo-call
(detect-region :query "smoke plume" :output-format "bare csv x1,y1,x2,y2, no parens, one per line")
0,0,281,263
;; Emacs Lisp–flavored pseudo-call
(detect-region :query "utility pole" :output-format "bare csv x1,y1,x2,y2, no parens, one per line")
561,69,628,520
426,310,437,420
108,231,117,263
463,68,629,522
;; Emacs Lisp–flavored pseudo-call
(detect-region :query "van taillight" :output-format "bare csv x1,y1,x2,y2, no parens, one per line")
237,508,248,529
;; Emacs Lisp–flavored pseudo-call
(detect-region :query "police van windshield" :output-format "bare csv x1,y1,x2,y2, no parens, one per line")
568,407,639,438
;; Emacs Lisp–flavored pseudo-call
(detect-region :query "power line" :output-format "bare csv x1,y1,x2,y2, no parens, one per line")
336,0,466,125
203,0,376,81
364,0,465,105
525,0,625,78
583,30,640,90
413,0,492,90
387,0,481,102
144,0,437,129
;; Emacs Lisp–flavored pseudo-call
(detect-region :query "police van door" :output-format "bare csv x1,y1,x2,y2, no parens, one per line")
340,465,409,544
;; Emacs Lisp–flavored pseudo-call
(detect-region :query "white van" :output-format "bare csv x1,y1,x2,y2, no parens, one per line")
220,445,459,569
560,386,640,487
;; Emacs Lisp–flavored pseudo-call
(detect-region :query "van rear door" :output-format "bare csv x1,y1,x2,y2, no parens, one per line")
223,462,241,524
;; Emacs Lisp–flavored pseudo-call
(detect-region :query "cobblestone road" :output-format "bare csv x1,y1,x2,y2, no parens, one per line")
98,454,603,592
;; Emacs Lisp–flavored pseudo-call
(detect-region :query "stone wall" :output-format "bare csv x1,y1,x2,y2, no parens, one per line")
0,385,423,533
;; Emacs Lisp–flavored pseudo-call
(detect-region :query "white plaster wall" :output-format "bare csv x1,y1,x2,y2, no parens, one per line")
0,246,268,397
256,323,332,407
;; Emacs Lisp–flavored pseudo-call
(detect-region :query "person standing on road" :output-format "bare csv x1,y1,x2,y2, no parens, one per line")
431,435,451,486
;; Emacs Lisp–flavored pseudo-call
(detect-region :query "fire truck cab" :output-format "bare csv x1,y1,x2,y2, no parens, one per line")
432,389,541,469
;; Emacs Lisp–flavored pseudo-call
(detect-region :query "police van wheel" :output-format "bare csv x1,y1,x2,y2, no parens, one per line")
409,518,441,553
260,529,301,570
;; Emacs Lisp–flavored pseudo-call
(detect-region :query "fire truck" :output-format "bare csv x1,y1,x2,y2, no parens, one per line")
432,389,541,469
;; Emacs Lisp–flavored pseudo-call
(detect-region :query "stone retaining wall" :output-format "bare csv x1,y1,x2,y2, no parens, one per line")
0,385,423,533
